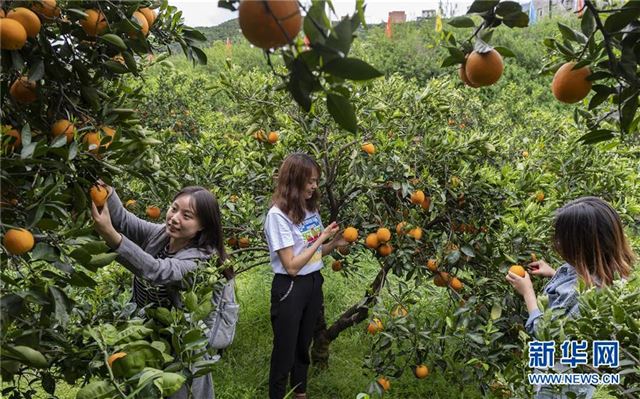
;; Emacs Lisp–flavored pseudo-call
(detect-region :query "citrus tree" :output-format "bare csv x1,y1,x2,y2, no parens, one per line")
0,1,228,397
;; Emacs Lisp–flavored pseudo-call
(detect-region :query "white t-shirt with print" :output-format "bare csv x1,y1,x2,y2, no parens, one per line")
264,206,324,275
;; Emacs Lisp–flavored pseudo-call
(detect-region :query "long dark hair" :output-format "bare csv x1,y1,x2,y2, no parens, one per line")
172,187,227,266
271,153,321,225
553,196,635,286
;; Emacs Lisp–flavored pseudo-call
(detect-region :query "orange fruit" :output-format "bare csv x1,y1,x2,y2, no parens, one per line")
100,126,116,148
267,131,279,144
51,119,76,143
3,228,35,255
81,9,107,37
434,272,450,287
125,199,137,209
408,227,422,240
0,18,27,50
130,11,149,37
377,243,393,257
107,352,127,368
414,364,429,379
376,227,391,243
10,76,37,104
551,62,592,104
227,237,238,248
7,7,41,38
238,237,250,248
238,0,301,49
421,196,431,210
426,259,437,272
509,265,526,278
376,376,390,391
396,221,407,235
138,7,156,27
391,304,407,318
82,132,101,153
361,142,375,155
367,317,383,335
90,185,108,207
331,260,342,272
459,61,480,88
338,245,350,256
342,227,358,243
146,205,161,219
465,49,504,87
3,128,22,152
410,190,425,205
535,191,545,202
522,150,529,158
365,233,380,249
31,0,60,19
449,277,463,292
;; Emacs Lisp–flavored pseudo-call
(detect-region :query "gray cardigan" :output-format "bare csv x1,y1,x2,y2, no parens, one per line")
107,189,213,308
107,189,216,398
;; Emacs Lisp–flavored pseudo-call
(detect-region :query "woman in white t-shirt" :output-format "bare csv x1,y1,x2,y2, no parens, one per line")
264,153,347,399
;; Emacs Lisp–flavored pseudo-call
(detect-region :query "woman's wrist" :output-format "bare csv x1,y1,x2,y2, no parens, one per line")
524,292,538,314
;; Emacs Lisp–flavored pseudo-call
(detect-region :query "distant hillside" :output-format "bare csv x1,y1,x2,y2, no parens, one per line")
195,19,242,44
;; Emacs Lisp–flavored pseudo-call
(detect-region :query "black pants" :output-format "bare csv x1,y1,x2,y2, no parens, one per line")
269,271,324,399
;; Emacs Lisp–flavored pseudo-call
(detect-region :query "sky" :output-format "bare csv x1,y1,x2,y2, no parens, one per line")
167,1,475,27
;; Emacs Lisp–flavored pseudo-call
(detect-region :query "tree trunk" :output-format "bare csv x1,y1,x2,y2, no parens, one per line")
311,263,392,368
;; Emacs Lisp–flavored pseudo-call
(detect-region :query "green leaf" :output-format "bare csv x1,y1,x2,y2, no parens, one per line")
578,129,615,144
327,93,357,133
503,12,529,28
49,286,71,326
494,46,516,58
467,0,499,14
441,55,463,68
490,303,502,320
31,242,58,262
28,59,45,81
447,16,475,28
495,1,522,17
604,8,640,33
460,245,475,257
100,34,127,50
620,95,638,134
76,381,115,399
89,252,119,268
158,372,186,396
322,58,383,81
581,7,596,36
4,346,48,368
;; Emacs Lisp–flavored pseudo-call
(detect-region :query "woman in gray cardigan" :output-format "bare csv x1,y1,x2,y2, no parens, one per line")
91,184,227,399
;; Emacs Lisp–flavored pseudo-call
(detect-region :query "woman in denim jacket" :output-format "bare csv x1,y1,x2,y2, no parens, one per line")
506,197,635,399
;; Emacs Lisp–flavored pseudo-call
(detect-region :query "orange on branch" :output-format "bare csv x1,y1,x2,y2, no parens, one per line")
449,277,463,292
138,7,156,27
377,243,393,257
3,128,22,152
51,119,76,143
377,376,390,391
365,233,380,249
465,49,504,87
552,62,592,104
434,272,450,287
408,227,422,240
391,304,408,318
90,185,108,207
3,228,35,255
7,7,41,38
414,364,429,379
342,227,358,243
31,0,60,19
238,0,302,49
361,142,375,155
107,352,127,368
267,131,279,144
130,11,149,37
396,221,407,235
331,260,342,272
376,227,391,243
146,205,161,219
410,190,425,205
238,237,250,248
426,259,438,272
367,318,383,335
509,265,526,278
10,76,37,104
80,9,107,37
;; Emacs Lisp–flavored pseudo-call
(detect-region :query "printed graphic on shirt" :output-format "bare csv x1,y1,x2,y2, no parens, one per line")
300,214,322,265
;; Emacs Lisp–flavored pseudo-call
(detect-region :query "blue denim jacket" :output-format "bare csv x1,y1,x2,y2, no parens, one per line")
525,263,596,399
525,263,581,337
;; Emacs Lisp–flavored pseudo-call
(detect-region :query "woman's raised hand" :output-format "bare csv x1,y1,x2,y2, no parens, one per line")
528,259,556,278
320,221,340,243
